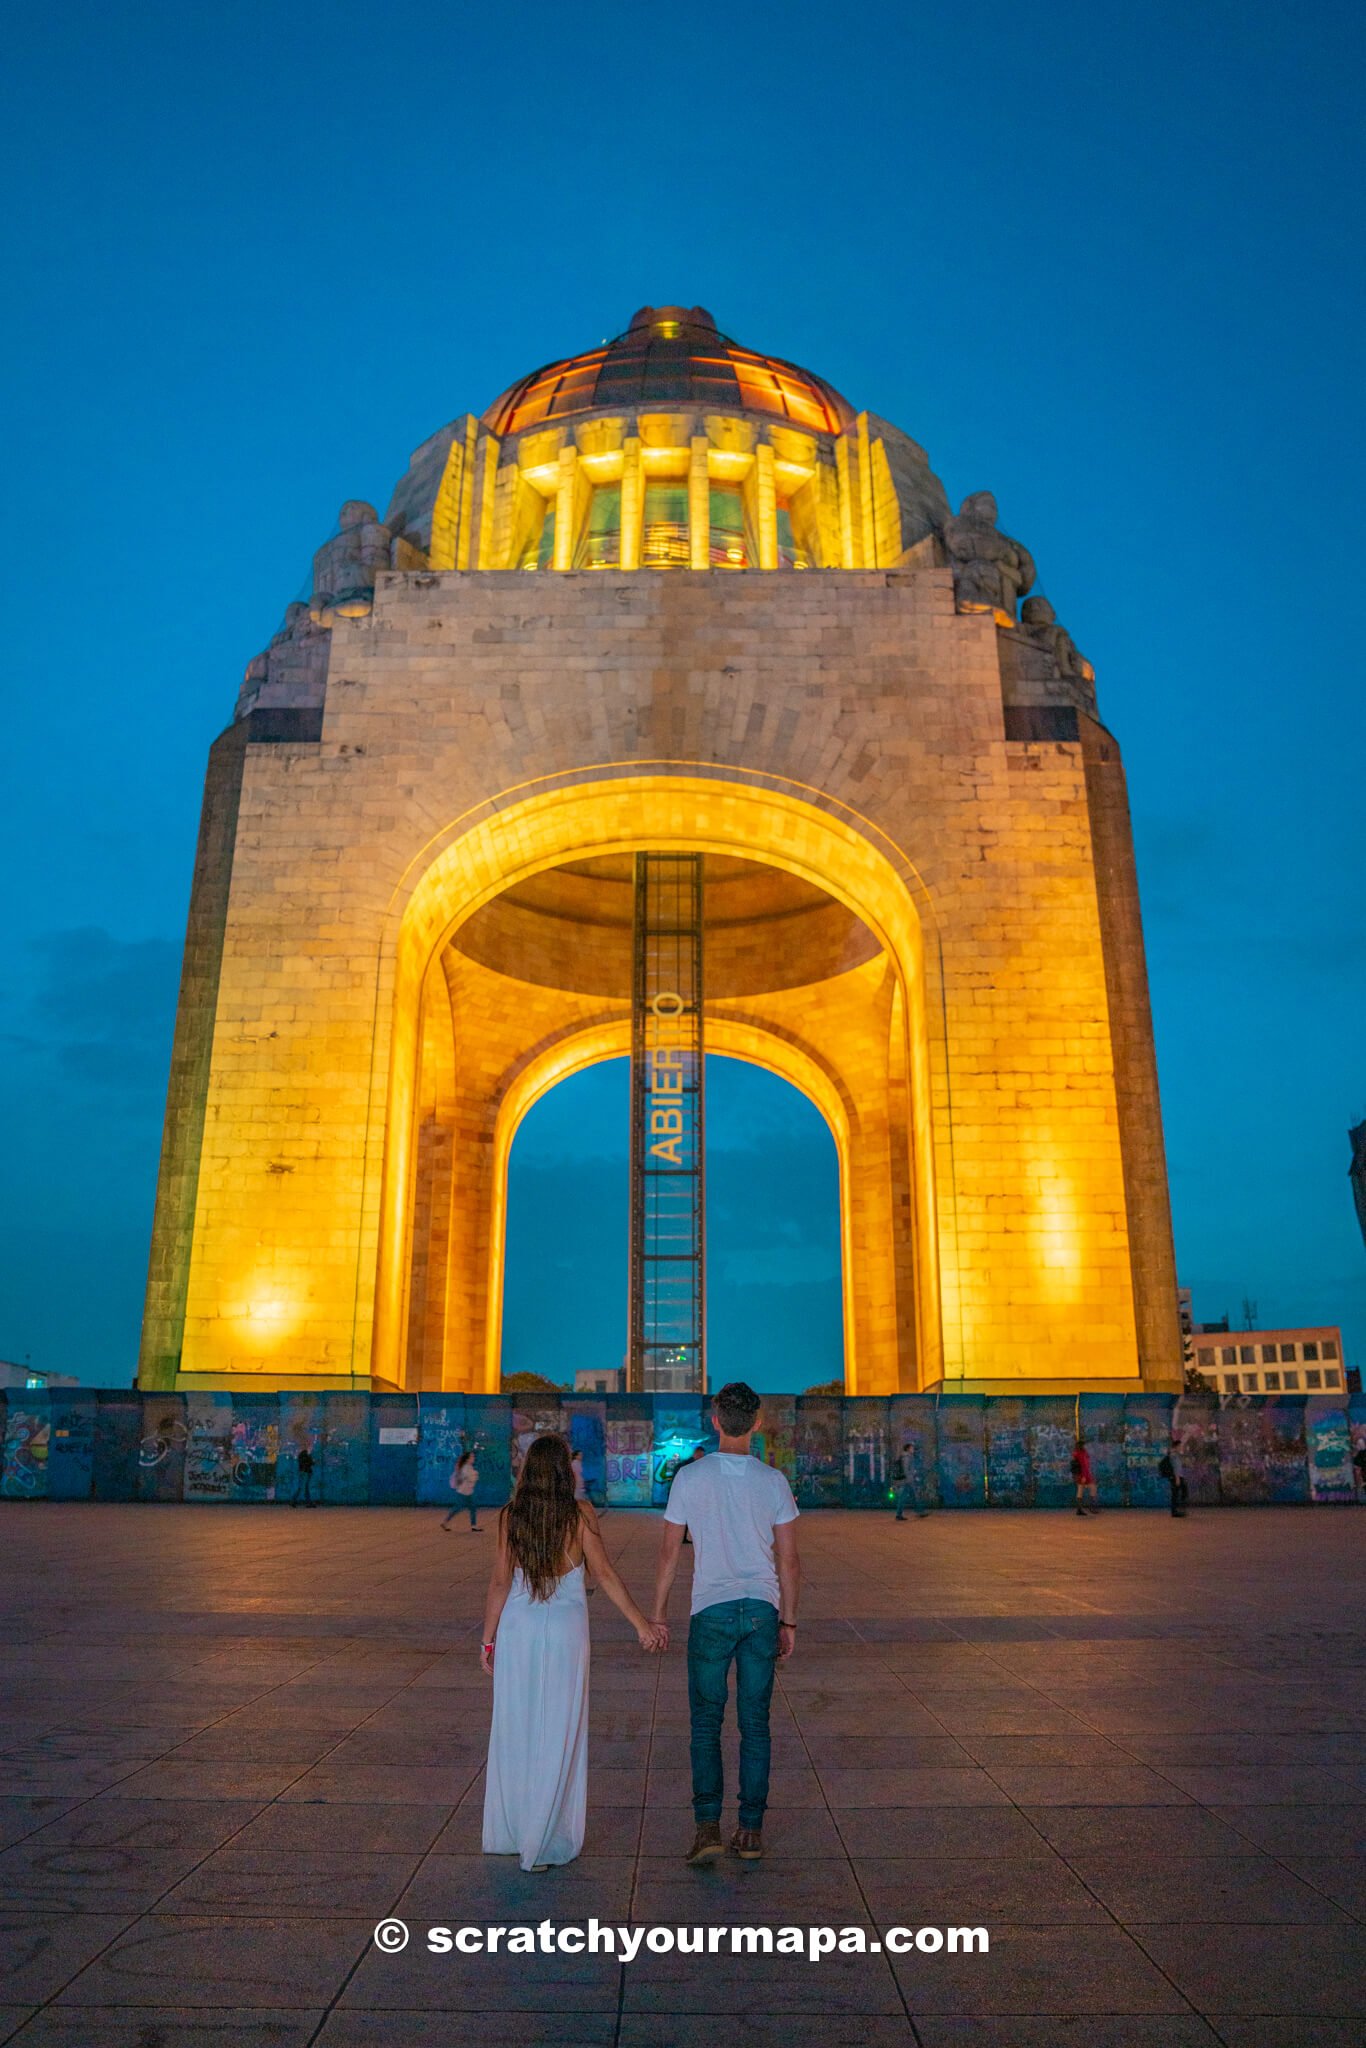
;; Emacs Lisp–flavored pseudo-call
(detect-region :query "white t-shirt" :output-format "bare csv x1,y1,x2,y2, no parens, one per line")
664,1453,799,1615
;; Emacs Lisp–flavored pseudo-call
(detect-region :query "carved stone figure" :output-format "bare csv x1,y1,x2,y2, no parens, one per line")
1019,596,1095,684
311,500,392,621
943,491,1035,620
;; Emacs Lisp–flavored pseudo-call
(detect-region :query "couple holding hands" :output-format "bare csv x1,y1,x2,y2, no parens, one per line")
480,1381,801,1871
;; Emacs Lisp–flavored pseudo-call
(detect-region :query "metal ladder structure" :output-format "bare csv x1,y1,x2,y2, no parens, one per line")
628,853,705,1393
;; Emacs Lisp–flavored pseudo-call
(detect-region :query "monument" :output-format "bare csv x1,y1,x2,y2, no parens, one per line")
140,305,1180,1397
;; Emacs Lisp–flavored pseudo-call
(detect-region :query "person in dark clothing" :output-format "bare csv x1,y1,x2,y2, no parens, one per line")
1159,1439,1188,1517
291,1446,315,1507
893,1437,930,1520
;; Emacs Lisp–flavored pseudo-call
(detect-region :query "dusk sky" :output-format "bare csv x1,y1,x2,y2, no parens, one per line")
3,0,1363,1390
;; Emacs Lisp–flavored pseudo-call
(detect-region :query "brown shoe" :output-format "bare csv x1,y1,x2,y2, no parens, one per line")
731,1827,764,1860
685,1822,724,1866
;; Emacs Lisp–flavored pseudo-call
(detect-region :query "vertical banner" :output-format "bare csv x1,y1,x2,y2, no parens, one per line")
652,1397,707,1506
48,1389,96,1500
320,1392,371,1504
137,1394,188,1502
937,1395,987,1508
754,1393,797,1489
1307,1398,1355,1503
562,1399,607,1506
1173,1394,1221,1506
92,1392,142,1501
463,1395,513,1510
369,1393,419,1506
231,1395,279,1503
1077,1395,1126,1505
184,1392,234,1502
605,1396,653,1506
417,1395,468,1507
888,1397,940,1511
278,1393,324,1505
842,1397,890,1509
1123,1395,1175,1507
986,1398,1033,1508
1028,1398,1077,1508
794,1397,842,1508
2,1393,50,1499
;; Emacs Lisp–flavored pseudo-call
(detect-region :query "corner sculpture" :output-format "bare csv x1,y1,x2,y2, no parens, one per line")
943,489,1037,623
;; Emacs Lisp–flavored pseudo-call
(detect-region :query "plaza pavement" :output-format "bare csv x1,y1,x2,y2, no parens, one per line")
0,1502,1364,2045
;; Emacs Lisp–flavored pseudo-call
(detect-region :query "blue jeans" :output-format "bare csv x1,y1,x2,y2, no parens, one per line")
687,1599,780,1829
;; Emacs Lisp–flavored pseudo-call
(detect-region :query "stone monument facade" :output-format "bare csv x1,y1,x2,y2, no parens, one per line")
140,306,1180,1396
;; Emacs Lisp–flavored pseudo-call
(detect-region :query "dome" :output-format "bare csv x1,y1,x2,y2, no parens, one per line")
484,305,855,438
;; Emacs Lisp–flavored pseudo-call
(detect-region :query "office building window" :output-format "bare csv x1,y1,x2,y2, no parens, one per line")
1242,1373,1259,1392
1324,1369,1341,1388
1239,1346,1255,1364
1283,1370,1300,1390
1264,1371,1281,1391
1305,1369,1322,1389
1280,1344,1296,1362
1303,1342,1319,1361
1198,1347,1214,1367
1323,1340,1338,1358
1222,1347,1237,1365
1261,1345,1277,1363
1223,1374,1240,1393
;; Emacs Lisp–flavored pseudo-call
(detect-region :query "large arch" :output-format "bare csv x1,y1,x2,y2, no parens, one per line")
365,769,954,1395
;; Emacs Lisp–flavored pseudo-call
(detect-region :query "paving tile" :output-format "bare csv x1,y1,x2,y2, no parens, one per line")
316,2017,618,2047
215,1801,453,1855
7,2011,324,2045
985,1767,1191,1807
913,2021,1221,2046
100,1761,304,1802
0,1914,138,2004
619,2020,916,2045
1281,1855,1366,1919
1152,1764,1366,1805
1207,1806,1366,1858
621,1945,902,2013
277,1764,479,1804
638,1804,845,1858
632,1859,869,1923
397,1852,635,1922
0,2015,32,2047
646,1765,823,1807
1206,2023,1366,2047
1024,1805,1258,1856
836,1807,1048,1858
157,1848,421,1917
1134,1924,1366,2016
1067,1851,1350,1923
798,1735,974,1769
340,1940,621,2011
822,1768,1012,1807
892,1924,1188,2015
53,1914,371,2008
0,1805,79,1854
853,1853,1108,1925
955,1735,1136,1767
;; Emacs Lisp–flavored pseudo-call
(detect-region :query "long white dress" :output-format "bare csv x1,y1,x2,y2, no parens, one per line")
482,1562,589,1870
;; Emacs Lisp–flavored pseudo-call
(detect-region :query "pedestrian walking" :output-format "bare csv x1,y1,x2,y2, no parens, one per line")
290,1444,315,1507
1071,1438,1099,1515
442,1450,481,1530
652,1382,801,1866
893,1436,931,1520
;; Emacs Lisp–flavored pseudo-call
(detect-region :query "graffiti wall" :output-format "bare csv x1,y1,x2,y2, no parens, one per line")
11,1388,1366,1509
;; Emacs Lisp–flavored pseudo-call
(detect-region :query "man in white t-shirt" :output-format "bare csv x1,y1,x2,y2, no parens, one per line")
653,1381,801,1866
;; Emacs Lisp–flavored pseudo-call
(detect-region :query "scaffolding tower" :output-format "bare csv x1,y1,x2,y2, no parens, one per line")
628,853,705,1394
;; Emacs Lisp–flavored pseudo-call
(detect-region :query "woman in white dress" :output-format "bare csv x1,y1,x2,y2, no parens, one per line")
480,1434,661,1870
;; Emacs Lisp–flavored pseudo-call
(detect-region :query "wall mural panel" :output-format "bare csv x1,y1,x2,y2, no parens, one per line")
754,1394,796,1489
937,1396,987,1509
985,1398,1033,1509
231,1395,279,1504
794,1397,842,1508
320,1393,371,1505
1174,1396,1221,1506
2,1394,50,1499
842,1397,891,1509
369,1393,419,1505
1306,1399,1355,1504
92,1393,142,1501
47,1391,96,1501
605,1397,653,1506
653,1399,708,1506
562,1399,607,1506
183,1392,234,1503
1122,1396,1171,1509
1028,1399,1077,1509
278,1393,325,1505
417,1396,468,1507
1076,1395,1127,1506
137,1394,188,1503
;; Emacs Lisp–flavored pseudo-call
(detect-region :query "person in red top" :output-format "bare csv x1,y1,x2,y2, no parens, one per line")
1070,1438,1099,1516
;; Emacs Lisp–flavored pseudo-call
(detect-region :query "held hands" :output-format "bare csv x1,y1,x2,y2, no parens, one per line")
636,1620,668,1653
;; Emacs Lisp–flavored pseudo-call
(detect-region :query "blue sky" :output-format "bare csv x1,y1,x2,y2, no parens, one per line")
2,0,1363,1388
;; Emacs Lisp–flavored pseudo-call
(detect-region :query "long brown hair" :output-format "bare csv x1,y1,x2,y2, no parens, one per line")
503,1434,580,1601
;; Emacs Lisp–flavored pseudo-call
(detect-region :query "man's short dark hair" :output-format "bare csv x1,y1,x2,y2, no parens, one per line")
712,1381,761,1436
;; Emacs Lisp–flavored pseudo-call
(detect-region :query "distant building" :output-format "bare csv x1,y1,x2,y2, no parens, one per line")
1350,1121,1366,1251
0,1362,80,1390
1189,1326,1347,1397
574,1369,624,1394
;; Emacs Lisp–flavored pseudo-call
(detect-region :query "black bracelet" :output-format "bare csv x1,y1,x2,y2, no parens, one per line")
780,1618,797,1628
